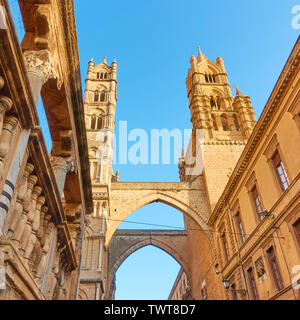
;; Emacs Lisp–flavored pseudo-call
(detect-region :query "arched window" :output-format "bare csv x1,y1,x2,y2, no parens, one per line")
94,90,100,102
205,74,216,83
233,114,240,131
90,114,96,129
210,98,216,109
100,91,106,102
221,114,230,131
211,114,218,130
97,116,103,130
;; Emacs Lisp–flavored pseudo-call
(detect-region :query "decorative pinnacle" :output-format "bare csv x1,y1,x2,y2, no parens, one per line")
197,46,206,62
236,87,244,97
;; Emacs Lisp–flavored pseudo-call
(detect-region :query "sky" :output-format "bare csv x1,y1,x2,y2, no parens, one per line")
8,0,300,300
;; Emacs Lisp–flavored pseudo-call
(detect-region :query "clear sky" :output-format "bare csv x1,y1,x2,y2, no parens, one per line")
8,0,300,300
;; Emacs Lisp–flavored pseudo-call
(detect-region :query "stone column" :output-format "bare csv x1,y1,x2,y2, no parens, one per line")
12,174,38,246
19,186,42,255
6,162,34,237
50,156,74,196
24,195,46,264
97,240,103,271
23,50,57,107
36,214,53,282
0,76,13,135
0,116,18,178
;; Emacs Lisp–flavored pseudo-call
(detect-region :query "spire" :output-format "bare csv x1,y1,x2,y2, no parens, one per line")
179,146,185,163
103,56,107,64
190,55,197,67
88,57,95,66
236,87,244,97
197,46,206,62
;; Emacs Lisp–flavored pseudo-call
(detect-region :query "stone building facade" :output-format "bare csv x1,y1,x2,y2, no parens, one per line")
0,0,92,300
1,0,299,301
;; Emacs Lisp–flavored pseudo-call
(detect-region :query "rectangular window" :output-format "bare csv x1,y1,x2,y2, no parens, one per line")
235,211,246,244
267,246,283,291
94,91,99,102
293,219,300,248
247,267,259,300
251,185,263,220
255,256,266,279
272,151,288,191
220,229,230,263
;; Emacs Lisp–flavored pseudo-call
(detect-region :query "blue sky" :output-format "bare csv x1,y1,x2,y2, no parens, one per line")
8,0,299,300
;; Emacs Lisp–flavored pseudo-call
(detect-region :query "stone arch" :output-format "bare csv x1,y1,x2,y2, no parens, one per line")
108,184,212,246
198,61,221,75
108,233,191,299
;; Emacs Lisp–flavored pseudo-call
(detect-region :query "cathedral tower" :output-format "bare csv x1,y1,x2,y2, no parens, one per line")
183,48,256,210
80,57,118,300
84,56,118,185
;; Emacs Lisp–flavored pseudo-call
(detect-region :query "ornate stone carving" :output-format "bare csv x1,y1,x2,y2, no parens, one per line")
23,50,61,88
50,156,74,195
50,156,74,174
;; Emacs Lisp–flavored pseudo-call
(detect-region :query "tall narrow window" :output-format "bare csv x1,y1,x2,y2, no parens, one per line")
210,98,216,109
211,114,218,130
221,114,230,131
272,151,288,191
100,91,106,102
90,115,96,129
94,91,100,102
247,267,259,300
267,246,283,291
235,211,246,244
255,256,266,279
293,218,300,248
233,114,241,131
220,228,229,263
251,185,263,220
97,116,103,130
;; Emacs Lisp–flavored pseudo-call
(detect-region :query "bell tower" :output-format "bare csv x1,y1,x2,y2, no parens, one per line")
183,48,256,210
80,57,118,300
84,56,118,185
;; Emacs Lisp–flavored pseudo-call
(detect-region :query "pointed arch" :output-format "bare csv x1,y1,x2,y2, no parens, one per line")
108,184,212,247
220,113,230,131
108,235,191,300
